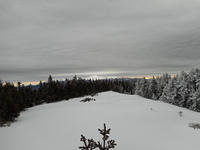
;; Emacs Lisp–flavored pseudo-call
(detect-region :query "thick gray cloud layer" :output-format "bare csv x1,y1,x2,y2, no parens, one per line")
1,0,200,83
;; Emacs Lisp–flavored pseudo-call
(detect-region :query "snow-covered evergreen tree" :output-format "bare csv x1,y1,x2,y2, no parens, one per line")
189,78,200,111
190,90,200,111
160,78,175,103
178,79,190,107
135,79,141,96
135,77,149,98
148,77,158,100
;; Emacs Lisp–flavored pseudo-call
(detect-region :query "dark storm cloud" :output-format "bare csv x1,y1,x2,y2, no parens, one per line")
1,0,200,83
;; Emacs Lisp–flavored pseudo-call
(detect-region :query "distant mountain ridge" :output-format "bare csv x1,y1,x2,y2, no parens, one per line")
85,75,118,80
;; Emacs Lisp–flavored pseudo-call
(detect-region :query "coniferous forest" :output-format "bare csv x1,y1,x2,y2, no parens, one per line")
1,68,200,126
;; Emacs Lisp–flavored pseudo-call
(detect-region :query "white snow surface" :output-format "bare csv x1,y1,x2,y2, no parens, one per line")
1,91,200,150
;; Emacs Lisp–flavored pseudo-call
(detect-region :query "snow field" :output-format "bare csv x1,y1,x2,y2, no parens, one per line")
0,91,200,150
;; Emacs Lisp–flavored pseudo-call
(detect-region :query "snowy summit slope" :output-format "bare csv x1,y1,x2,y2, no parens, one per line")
1,91,200,150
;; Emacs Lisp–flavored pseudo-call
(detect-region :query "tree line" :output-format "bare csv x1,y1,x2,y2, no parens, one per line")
0,75,134,126
1,68,200,126
135,68,200,112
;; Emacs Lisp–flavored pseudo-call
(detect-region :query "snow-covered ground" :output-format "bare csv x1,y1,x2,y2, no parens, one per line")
1,91,200,150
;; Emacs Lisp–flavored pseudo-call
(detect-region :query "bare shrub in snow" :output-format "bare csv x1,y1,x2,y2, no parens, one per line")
178,111,183,117
80,98,96,103
189,123,200,129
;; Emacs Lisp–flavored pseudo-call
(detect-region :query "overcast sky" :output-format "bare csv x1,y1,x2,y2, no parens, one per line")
1,0,200,84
